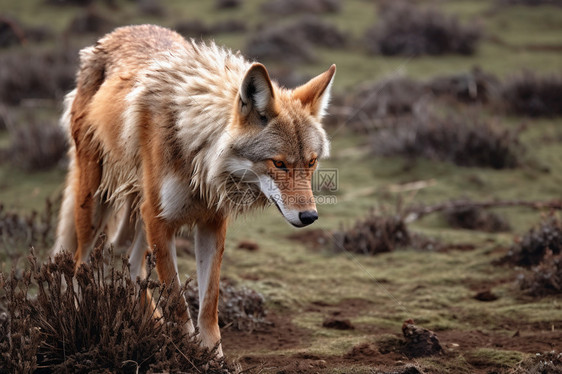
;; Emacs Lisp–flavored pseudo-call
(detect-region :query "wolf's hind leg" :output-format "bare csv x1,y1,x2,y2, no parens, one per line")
73,149,112,268
52,163,78,257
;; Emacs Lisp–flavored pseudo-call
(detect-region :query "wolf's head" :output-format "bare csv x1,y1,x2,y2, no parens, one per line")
226,63,336,228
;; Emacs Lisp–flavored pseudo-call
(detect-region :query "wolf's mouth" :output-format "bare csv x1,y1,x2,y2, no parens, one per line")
271,199,282,214
270,199,305,228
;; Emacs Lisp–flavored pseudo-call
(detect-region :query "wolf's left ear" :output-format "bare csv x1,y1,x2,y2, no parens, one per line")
293,64,336,119
239,63,274,117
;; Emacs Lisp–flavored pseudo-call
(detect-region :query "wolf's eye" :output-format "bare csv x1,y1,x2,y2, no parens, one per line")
273,160,287,170
308,158,317,168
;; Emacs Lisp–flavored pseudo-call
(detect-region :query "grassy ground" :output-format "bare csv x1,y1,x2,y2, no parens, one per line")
1,0,562,372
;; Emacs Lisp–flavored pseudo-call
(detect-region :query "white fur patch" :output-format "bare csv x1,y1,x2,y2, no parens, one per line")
128,219,147,281
258,175,303,227
121,84,144,158
194,223,224,355
317,74,334,119
159,174,190,221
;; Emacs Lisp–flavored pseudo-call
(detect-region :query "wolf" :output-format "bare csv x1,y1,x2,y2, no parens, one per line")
52,24,335,356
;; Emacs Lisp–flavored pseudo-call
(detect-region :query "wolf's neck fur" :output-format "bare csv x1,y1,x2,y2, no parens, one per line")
138,41,263,214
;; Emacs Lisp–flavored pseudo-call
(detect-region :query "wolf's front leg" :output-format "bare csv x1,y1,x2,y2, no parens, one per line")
195,216,228,357
142,202,195,334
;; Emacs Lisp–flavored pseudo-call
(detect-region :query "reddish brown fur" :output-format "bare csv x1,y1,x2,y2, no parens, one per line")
56,24,335,357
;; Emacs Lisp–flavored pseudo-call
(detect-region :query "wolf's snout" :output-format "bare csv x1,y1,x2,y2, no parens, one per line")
299,210,318,226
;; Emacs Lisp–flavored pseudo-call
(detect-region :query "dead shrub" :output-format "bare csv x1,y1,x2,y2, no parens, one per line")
212,19,247,34
365,1,481,56
137,0,166,17
288,16,348,48
66,8,114,34
511,350,562,373
0,16,26,48
245,25,315,64
261,0,341,15
0,46,77,105
443,205,510,232
0,199,56,254
519,250,562,296
187,281,268,332
44,0,114,6
429,67,501,103
502,72,562,117
345,76,428,133
245,17,346,63
7,118,68,171
215,0,242,9
0,16,54,48
0,247,231,373
175,20,212,37
265,67,311,88
332,211,411,255
502,214,562,267
497,0,562,6
370,112,523,169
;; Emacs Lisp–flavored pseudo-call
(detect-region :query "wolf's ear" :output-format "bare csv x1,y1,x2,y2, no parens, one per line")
239,63,274,117
293,64,336,119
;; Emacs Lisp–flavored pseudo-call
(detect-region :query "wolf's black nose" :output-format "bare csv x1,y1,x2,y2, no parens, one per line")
299,210,318,226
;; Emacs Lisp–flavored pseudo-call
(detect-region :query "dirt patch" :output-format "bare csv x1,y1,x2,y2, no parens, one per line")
237,240,260,251
221,312,308,353
287,228,329,250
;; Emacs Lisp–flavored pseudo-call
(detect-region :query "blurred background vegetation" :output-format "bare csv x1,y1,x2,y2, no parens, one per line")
1,0,562,372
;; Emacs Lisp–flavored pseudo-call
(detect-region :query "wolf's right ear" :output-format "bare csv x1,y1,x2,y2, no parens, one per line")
239,63,274,117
